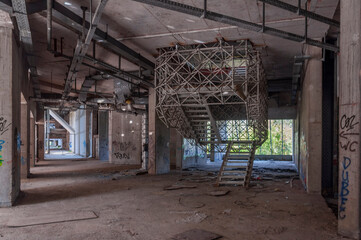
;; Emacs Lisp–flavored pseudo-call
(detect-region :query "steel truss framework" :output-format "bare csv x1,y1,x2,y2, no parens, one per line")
155,40,268,152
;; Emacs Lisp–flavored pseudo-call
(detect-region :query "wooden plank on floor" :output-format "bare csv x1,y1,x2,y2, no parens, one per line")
7,211,98,227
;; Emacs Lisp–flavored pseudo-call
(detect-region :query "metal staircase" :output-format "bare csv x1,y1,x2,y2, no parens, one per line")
154,40,268,187
216,142,256,187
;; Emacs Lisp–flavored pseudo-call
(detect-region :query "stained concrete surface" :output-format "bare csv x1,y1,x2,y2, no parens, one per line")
0,159,340,240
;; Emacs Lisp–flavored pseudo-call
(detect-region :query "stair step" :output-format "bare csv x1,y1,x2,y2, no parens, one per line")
224,165,248,169
222,170,247,174
226,160,249,163
220,175,245,179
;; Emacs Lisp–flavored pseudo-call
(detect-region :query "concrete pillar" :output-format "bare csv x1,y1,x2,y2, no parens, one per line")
20,102,30,178
98,111,109,161
338,1,361,238
29,114,35,167
148,88,170,174
36,109,45,162
170,128,182,170
86,110,92,157
298,45,323,193
109,111,142,166
0,23,21,206
92,110,98,158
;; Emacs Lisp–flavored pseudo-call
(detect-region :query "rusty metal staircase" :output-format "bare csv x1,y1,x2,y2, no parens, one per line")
216,142,256,187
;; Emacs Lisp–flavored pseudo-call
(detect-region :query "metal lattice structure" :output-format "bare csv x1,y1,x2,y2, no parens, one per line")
155,40,268,152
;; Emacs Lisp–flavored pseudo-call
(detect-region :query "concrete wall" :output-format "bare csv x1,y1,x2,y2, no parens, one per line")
109,111,142,166
295,45,323,193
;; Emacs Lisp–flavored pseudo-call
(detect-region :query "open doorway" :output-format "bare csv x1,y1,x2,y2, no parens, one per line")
44,108,92,160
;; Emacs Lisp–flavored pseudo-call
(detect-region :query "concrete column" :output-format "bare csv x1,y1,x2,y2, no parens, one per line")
0,24,21,206
20,102,30,178
148,88,170,174
98,111,109,161
170,128,182,170
338,1,361,238
86,110,92,157
92,110,98,158
29,115,35,167
36,109,45,162
298,45,323,193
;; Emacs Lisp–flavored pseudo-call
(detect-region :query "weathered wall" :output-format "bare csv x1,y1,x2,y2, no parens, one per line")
109,111,142,166
296,45,323,193
182,139,207,169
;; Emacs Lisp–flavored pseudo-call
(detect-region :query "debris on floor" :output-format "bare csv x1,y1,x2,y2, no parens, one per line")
171,229,222,240
208,190,230,197
111,169,148,180
7,211,98,228
175,212,208,224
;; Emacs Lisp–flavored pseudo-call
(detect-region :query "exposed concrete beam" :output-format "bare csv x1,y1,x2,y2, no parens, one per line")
49,109,75,134
131,0,339,52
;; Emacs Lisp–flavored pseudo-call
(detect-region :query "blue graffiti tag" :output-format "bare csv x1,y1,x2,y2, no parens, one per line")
339,156,351,219
0,140,4,166
17,133,21,151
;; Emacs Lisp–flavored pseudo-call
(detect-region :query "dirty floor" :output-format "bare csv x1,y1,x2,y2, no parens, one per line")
0,159,341,240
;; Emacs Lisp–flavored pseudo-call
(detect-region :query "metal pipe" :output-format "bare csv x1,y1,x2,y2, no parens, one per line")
47,0,52,51
81,6,87,42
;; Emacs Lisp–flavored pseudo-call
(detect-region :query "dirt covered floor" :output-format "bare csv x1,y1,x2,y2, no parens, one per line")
0,159,341,240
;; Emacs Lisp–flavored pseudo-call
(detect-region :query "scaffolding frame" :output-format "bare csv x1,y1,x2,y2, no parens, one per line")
155,40,268,152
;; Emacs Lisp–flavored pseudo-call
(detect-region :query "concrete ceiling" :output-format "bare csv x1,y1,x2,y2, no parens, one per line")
27,0,339,97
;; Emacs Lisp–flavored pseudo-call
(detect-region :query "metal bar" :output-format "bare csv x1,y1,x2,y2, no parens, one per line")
51,1,155,72
131,0,339,52
258,0,339,28
54,51,152,89
47,0,52,51
61,0,108,99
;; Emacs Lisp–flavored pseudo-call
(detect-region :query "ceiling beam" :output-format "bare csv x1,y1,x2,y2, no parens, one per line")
52,1,155,73
258,0,339,28
62,0,108,99
131,0,339,52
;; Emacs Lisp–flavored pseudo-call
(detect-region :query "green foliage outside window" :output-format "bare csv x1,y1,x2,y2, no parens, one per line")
256,120,293,155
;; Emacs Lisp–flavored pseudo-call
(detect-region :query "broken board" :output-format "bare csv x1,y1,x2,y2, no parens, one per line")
171,229,222,240
7,211,98,227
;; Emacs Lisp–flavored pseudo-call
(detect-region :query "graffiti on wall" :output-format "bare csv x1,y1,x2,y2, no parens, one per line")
113,141,137,160
338,114,359,219
0,140,5,166
0,117,12,136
